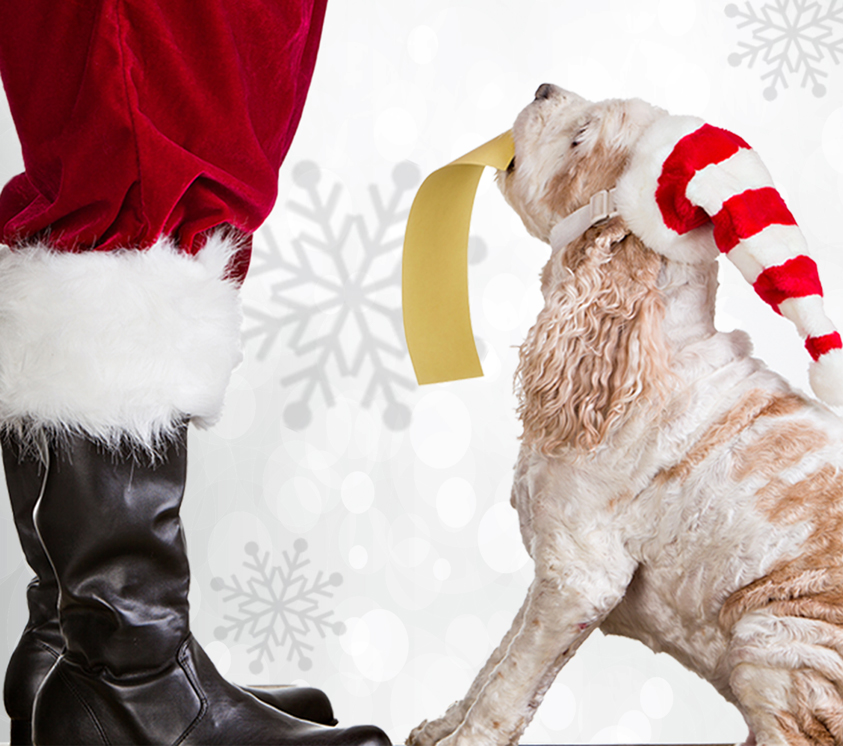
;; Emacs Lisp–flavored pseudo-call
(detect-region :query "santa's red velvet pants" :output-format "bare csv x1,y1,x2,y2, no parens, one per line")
0,0,327,449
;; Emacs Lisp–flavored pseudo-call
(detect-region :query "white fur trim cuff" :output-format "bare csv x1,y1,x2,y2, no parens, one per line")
0,233,244,450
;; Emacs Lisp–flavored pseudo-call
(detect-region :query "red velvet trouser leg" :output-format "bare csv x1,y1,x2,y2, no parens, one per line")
0,0,327,278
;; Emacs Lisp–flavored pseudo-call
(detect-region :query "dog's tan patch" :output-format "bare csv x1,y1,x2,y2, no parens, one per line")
720,567,843,632
720,465,843,632
732,422,828,482
655,390,805,485
768,588,843,622
608,490,635,511
541,142,629,221
795,670,843,742
757,464,843,526
777,709,835,746
781,671,843,746
761,392,809,419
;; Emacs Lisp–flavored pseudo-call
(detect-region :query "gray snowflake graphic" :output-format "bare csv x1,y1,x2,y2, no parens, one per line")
244,162,420,432
211,540,345,673
726,0,843,99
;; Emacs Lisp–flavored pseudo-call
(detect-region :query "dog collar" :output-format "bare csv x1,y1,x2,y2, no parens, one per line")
549,188,618,255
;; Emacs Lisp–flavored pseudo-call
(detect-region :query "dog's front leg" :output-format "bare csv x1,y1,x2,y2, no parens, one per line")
408,598,530,746
412,537,636,746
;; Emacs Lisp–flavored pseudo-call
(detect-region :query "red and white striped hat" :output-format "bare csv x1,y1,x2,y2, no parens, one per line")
614,115,843,407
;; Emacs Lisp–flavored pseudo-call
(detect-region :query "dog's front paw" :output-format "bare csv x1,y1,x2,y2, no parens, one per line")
407,719,437,746
408,701,470,746
409,719,508,746
407,717,463,746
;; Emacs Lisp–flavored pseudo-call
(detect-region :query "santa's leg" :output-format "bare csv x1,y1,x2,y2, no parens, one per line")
0,1,388,743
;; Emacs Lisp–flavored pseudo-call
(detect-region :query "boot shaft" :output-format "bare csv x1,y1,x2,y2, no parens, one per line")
2,432,63,732
1,433,56,629
34,430,191,677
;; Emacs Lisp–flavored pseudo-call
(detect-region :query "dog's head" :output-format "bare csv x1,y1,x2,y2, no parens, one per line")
498,84,843,418
497,84,664,243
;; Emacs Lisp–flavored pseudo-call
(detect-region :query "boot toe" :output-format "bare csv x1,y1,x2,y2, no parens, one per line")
336,723,393,746
243,684,336,726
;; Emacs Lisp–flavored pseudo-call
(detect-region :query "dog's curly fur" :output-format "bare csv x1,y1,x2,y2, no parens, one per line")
516,221,673,453
408,87,843,746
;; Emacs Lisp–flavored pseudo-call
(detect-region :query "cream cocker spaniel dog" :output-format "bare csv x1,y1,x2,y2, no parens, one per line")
408,85,843,746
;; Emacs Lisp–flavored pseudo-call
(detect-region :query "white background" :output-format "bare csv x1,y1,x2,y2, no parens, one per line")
2,1,843,743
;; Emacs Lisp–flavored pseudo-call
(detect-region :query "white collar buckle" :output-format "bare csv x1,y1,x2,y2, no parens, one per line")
588,188,617,224
549,187,619,255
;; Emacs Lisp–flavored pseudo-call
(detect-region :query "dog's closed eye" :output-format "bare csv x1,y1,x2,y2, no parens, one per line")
571,124,589,148
571,116,598,148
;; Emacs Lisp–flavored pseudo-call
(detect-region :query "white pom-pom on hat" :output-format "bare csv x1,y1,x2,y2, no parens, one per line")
810,349,843,407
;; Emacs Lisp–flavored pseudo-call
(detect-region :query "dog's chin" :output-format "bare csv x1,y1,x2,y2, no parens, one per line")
494,87,596,242
496,171,555,243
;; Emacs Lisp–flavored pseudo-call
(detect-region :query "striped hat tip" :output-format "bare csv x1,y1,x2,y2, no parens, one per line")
618,114,843,408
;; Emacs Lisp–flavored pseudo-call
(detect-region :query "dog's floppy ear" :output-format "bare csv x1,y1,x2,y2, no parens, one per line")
516,219,672,454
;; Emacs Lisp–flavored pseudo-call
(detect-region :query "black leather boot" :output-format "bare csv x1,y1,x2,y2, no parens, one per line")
1,434,63,746
30,429,391,746
2,434,338,746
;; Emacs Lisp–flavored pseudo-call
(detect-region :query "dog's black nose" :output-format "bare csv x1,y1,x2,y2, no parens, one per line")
535,83,559,100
